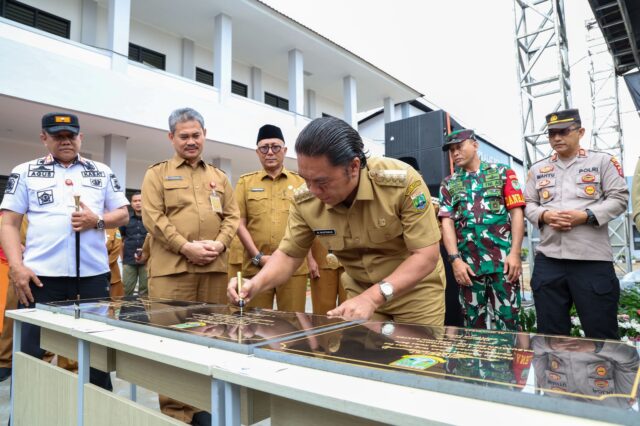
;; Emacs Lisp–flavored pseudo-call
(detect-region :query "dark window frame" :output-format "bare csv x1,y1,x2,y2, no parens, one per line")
128,42,166,70
264,92,289,111
1,0,71,39
194,67,248,98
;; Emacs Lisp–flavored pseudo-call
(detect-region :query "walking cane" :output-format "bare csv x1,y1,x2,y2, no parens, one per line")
74,194,81,319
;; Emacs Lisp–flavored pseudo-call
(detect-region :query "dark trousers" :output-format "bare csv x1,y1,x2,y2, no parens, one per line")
441,244,463,327
531,253,619,339
19,273,112,390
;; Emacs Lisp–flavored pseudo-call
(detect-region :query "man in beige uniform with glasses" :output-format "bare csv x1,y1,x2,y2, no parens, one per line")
234,124,315,312
229,117,446,326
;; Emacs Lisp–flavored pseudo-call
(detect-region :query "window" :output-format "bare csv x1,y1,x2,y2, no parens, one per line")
1,0,70,38
128,43,165,70
196,67,214,86
231,80,248,97
195,68,247,97
265,92,289,111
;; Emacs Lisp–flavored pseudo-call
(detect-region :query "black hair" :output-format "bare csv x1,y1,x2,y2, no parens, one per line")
295,117,367,168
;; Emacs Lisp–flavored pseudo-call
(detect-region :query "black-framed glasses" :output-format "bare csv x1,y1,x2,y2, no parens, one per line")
257,144,283,154
546,126,579,138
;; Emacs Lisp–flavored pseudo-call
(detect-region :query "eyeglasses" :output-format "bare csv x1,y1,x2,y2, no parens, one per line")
257,144,283,154
546,127,579,138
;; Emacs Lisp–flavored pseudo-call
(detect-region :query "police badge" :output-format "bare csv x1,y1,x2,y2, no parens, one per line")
110,174,122,192
4,173,19,194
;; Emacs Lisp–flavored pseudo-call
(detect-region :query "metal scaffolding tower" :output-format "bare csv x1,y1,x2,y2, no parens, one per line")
513,0,572,271
586,18,632,275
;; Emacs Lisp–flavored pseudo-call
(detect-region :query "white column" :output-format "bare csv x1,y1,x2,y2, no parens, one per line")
104,134,128,188
80,0,97,46
107,0,131,72
306,89,316,119
181,38,195,79
251,66,263,102
384,97,395,123
343,75,357,129
400,102,410,119
288,49,304,115
211,157,233,183
214,13,232,97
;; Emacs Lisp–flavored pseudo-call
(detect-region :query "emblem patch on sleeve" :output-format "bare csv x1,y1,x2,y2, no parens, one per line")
110,174,122,192
411,192,427,210
37,190,54,205
4,173,19,194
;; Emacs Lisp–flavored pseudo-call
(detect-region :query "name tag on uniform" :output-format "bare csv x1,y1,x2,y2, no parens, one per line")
314,229,336,236
210,191,223,214
250,188,265,192
165,176,183,181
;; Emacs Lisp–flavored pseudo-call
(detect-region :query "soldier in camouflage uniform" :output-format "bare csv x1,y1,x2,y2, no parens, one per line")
439,129,525,331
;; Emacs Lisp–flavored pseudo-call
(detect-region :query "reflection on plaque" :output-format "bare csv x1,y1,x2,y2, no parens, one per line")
38,297,355,354
38,296,205,320
256,323,640,424
118,304,351,352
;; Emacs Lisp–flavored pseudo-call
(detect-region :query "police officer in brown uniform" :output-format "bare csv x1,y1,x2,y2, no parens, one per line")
234,125,315,312
141,107,239,425
524,109,628,339
229,117,446,325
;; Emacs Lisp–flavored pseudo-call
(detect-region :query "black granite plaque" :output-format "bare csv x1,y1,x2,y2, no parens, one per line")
255,323,640,425
38,297,356,354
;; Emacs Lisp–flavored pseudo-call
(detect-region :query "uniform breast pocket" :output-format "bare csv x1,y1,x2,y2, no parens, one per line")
367,217,403,244
27,180,59,211
535,178,556,204
162,180,189,207
575,174,601,200
247,191,268,215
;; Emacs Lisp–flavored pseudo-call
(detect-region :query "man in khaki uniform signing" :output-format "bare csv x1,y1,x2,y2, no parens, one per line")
234,125,316,312
229,117,446,325
141,107,239,424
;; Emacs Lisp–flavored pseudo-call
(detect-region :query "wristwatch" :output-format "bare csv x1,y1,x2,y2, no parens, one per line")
95,215,105,230
585,209,598,226
251,252,264,267
448,253,461,263
378,281,394,302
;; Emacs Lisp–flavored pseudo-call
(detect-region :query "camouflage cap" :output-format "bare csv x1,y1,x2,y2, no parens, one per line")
442,129,475,151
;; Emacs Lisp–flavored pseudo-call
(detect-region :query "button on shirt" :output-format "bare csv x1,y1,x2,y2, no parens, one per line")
0,154,129,277
524,149,628,261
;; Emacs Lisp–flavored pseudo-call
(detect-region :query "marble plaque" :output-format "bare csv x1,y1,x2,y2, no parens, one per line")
255,322,640,424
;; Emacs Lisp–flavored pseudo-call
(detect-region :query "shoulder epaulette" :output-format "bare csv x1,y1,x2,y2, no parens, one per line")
207,163,227,175
293,183,315,204
239,171,260,178
369,169,407,187
148,160,168,169
289,170,300,175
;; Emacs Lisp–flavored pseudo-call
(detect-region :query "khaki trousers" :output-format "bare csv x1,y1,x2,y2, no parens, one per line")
246,275,307,312
310,267,346,315
341,259,446,326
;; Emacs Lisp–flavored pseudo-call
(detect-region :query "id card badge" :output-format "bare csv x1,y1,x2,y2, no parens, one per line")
210,190,223,213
